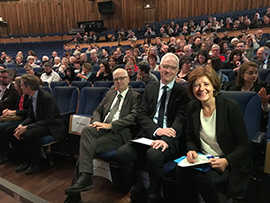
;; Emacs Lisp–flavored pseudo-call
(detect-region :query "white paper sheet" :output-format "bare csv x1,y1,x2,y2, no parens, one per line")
130,137,153,146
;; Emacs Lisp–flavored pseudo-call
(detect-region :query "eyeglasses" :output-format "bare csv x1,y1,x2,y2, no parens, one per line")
160,64,178,70
113,76,127,81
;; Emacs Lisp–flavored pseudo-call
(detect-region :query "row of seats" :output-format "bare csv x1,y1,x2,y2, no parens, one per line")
42,80,146,91
42,84,267,182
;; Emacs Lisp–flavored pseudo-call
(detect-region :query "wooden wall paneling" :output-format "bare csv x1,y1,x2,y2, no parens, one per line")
202,0,209,16
263,0,270,8
178,0,184,18
191,0,195,16
216,0,223,15
0,0,270,37
61,0,69,33
0,3,7,36
156,0,162,22
36,1,43,35
193,0,199,17
168,0,176,20
33,1,41,34
50,1,57,34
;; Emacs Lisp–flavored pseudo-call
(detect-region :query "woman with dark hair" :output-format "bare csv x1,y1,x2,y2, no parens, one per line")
224,49,243,71
226,62,270,112
175,56,193,83
177,66,249,203
94,61,113,81
108,56,117,72
193,50,208,69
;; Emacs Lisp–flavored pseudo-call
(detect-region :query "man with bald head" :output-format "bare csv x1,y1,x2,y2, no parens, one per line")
116,53,190,203
65,68,139,201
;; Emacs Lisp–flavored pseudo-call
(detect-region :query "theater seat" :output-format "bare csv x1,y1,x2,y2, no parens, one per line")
41,86,79,166
70,81,92,90
93,81,114,88
77,87,109,117
220,91,262,141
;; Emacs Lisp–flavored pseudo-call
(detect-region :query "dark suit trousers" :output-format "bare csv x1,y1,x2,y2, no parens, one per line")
0,120,21,154
79,126,124,174
116,142,177,193
9,126,50,164
177,167,229,203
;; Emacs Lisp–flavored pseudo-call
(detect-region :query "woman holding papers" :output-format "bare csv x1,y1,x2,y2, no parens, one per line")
180,66,249,203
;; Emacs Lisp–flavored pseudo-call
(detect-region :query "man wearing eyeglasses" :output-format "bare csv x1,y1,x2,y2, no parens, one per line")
65,68,139,202
115,53,190,203
0,69,19,116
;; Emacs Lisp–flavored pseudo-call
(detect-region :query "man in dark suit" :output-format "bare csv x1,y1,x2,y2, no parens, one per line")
10,74,65,175
0,69,19,115
116,53,190,203
64,68,139,202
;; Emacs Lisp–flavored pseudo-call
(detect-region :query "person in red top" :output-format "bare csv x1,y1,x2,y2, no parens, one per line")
0,76,31,164
210,44,226,62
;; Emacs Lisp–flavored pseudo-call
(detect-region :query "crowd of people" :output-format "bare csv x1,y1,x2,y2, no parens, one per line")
0,8,270,203
72,8,270,44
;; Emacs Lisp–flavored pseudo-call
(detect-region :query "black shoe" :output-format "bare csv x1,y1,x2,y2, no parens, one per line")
64,194,82,203
25,164,41,175
147,193,162,203
65,173,93,194
15,162,30,173
0,154,8,165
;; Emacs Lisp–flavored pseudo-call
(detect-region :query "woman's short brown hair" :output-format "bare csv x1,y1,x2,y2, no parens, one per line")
188,65,221,97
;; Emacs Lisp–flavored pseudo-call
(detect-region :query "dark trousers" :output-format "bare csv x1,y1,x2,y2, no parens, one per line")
78,126,124,174
0,120,21,155
177,166,229,203
8,125,50,164
116,142,178,194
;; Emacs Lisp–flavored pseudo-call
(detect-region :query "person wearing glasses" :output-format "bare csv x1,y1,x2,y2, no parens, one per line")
0,69,19,115
64,68,140,203
115,53,190,203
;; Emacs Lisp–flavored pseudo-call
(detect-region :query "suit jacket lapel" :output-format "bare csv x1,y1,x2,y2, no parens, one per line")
120,89,130,117
215,96,223,142
167,82,177,116
192,103,201,136
152,82,160,113
35,90,41,120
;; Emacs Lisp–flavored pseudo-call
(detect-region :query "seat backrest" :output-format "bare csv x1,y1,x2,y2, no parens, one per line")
220,91,262,140
50,81,68,90
78,87,109,116
41,86,53,95
129,81,145,88
93,81,114,88
54,86,79,115
71,81,92,90
15,68,26,76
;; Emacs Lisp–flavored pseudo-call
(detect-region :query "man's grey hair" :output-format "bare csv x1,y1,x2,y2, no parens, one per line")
160,53,179,69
